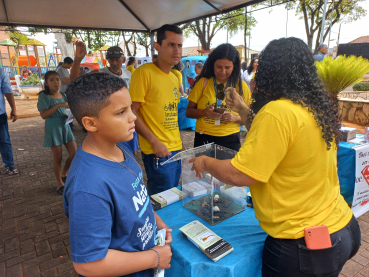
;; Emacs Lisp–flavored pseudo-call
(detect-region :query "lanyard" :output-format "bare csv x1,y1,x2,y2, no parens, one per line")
213,77,230,107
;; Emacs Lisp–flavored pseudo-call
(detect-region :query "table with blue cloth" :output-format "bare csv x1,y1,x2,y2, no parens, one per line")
338,141,361,203
178,98,197,130
156,201,267,277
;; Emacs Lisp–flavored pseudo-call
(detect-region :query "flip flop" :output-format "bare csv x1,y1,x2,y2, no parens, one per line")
56,183,65,195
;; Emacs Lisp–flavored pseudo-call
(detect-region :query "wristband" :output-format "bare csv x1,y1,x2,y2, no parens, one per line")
150,248,160,273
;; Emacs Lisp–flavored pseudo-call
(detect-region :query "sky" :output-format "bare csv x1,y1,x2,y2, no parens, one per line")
30,0,369,54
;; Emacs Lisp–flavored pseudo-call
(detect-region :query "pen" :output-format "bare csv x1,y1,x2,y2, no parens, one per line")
156,157,159,169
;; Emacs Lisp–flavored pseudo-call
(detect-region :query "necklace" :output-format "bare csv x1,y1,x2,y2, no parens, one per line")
87,141,144,184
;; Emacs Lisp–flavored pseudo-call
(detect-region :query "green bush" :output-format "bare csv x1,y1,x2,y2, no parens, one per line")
353,82,369,91
21,74,41,86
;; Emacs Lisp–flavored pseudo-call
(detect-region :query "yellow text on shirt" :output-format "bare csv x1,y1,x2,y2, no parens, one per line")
129,63,182,155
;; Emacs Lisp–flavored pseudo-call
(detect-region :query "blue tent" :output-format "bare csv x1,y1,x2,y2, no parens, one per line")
181,56,208,92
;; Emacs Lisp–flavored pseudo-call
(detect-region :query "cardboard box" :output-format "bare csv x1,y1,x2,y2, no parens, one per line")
340,127,357,142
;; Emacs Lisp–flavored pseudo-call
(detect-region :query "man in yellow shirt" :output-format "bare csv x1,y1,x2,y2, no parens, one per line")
171,61,185,96
190,38,359,276
129,24,183,195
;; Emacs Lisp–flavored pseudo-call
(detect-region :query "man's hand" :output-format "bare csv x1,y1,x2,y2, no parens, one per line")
189,155,208,179
152,140,171,158
225,87,247,114
203,105,221,119
10,110,17,122
75,40,87,61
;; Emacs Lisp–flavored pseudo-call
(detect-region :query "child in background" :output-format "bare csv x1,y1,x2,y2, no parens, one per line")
63,73,172,277
37,71,77,194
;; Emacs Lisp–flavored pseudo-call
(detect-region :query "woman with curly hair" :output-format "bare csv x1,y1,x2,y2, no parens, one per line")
186,44,252,151
190,37,359,276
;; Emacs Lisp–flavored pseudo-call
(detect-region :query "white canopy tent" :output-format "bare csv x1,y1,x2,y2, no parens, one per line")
0,0,265,32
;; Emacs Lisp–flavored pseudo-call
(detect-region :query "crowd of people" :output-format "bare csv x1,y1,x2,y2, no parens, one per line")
0,23,361,277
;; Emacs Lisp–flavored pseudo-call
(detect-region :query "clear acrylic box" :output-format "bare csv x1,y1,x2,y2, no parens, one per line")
161,143,247,225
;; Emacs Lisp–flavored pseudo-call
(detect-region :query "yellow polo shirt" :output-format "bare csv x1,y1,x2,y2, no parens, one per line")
171,69,183,84
126,65,135,75
129,63,182,154
187,77,252,136
231,98,352,239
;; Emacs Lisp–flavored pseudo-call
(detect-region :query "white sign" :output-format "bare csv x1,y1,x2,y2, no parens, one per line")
352,144,369,217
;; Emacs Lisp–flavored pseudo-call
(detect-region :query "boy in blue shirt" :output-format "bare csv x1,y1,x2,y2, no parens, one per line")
63,73,172,277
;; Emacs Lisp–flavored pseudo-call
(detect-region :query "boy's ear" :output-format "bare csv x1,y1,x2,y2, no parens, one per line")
81,116,98,132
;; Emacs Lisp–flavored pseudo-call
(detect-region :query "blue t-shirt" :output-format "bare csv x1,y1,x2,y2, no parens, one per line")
63,142,156,277
0,68,12,115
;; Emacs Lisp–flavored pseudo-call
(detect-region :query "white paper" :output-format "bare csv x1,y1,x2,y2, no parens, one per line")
156,190,179,206
214,118,220,126
65,109,74,125
352,145,369,217
154,229,166,277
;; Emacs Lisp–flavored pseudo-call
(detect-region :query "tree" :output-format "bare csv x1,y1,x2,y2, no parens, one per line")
181,9,257,50
5,27,29,66
122,32,135,56
136,33,151,56
276,0,366,51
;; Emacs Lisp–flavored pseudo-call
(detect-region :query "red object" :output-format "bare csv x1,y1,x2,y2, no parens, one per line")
80,62,100,70
22,70,32,79
361,199,369,206
11,55,37,66
187,76,194,85
361,165,369,185
304,225,332,249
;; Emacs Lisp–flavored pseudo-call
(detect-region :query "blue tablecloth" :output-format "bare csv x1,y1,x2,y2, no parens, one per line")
156,201,267,277
178,98,197,130
337,141,357,203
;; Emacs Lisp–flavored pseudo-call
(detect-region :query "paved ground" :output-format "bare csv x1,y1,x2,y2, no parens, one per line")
0,117,369,277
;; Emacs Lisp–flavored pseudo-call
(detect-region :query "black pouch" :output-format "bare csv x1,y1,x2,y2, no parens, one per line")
299,238,342,277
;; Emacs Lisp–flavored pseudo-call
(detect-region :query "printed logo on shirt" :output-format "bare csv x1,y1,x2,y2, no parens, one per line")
162,101,179,132
173,87,179,101
137,216,155,250
132,184,150,218
131,172,143,190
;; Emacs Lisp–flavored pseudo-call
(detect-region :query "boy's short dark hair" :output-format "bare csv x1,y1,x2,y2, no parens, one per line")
64,57,74,64
66,73,127,127
156,24,182,45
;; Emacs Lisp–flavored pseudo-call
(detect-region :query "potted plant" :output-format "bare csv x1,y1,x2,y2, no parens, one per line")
315,55,369,102
19,74,43,98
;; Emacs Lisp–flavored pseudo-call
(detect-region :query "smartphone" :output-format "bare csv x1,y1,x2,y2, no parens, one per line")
304,225,332,249
214,108,226,114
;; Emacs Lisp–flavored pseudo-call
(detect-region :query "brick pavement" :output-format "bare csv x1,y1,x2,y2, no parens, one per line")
0,116,368,277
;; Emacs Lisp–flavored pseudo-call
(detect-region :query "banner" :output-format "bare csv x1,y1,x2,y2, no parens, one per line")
352,144,369,217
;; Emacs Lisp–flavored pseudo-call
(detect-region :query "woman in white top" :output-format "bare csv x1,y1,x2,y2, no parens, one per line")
242,57,258,87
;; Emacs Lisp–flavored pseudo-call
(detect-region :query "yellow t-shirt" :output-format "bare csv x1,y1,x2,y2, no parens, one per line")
171,69,183,84
126,65,135,75
187,77,252,137
129,63,182,154
231,98,352,239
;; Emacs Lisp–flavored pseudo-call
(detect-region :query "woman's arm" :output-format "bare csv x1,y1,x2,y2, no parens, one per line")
39,102,68,120
190,156,257,188
73,245,172,277
225,88,250,125
186,100,221,119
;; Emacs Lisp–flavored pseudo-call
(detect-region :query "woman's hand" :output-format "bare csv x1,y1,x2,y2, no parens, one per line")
189,156,208,179
153,245,172,269
203,106,221,119
221,111,238,122
225,87,247,114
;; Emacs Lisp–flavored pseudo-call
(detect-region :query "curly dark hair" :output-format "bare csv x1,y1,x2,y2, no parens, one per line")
66,73,127,127
247,57,258,74
192,43,243,96
248,37,341,150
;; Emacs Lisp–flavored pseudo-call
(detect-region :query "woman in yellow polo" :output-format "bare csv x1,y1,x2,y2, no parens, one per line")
190,38,360,277
126,57,136,74
186,44,251,151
